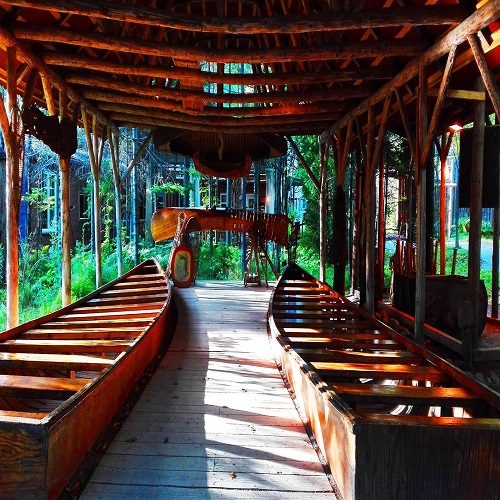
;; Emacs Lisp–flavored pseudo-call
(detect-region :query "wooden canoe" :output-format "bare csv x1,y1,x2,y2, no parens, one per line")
151,207,290,247
268,264,500,500
0,259,172,499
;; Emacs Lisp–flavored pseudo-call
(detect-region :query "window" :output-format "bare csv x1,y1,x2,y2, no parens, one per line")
246,194,255,210
41,171,58,233
79,191,89,220
220,193,227,208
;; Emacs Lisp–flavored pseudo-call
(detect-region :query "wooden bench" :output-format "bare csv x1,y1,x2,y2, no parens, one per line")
0,352,115,371
0,374,91,399
0,339,133,353
312,362,449,382
329,383,482,407
296,348,421,364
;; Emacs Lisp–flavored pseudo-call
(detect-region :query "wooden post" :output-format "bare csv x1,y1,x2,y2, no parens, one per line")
468,78,485,346
108,130,123,277
439,135,447,275
319,142,327,283
415,64,428,344
59,90,71,306
365,106,375,315
4,46,19,329
492,204,498,317
378,148,386,300
457,301,474,371
83,109,103,288
439,132,455,275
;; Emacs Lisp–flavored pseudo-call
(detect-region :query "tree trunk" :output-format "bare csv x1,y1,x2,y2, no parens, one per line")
333,185,347,294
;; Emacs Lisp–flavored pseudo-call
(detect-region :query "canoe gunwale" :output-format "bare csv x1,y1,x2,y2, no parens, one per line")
0,258,172,498
268,263,500,500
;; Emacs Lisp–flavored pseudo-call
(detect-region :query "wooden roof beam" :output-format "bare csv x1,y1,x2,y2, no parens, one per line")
88,91,349,116
112,114,331,135
105,108,339,128
41,52,395,85
319,0,500,143
0,26,119,135
12,24,428,63
96,101,346,119
5,1,468,34
66,72,374,104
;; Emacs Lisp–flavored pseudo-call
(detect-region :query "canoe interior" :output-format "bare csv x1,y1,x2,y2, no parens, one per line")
0,259,172,499
268,264,500,500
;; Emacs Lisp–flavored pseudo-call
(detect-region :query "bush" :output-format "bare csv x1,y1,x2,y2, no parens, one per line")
197,241,242,280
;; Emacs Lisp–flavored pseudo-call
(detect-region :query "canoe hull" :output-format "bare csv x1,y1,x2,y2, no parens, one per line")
0,260,172,499
268,264,500,500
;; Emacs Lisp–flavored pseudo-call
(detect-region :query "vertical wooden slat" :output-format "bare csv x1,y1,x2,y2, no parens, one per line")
59,89,71,306
468,78,486,346
5,46,19,329
108,130,123,277
319,141,327,283
415,64,428,344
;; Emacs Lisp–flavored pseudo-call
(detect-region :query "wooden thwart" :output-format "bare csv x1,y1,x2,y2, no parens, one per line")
268,264,500,500
0,374,91,399
312,362,448,382
0,259,172,498
329,383,481,407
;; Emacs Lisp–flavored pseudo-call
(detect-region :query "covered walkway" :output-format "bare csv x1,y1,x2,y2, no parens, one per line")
81,282,334,499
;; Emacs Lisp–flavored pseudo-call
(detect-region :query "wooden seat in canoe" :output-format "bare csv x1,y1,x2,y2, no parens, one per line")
0,352,115,371
0,339,133,354
329,383,482,408
312,362,449,382
284,337,405,350
18,328,143,340
295,348,422,364
0,374,91,399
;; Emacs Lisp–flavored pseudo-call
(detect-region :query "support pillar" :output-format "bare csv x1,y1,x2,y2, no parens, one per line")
468,78,486,345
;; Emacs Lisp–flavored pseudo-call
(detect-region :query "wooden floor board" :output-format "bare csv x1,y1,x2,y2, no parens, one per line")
82,282,334,499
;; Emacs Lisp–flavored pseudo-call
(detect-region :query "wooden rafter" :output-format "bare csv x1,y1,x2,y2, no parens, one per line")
4,1,468,34
64,73,375,104
0,25,119,134
41,52,394,85
12,24,428,63
319,0,500,142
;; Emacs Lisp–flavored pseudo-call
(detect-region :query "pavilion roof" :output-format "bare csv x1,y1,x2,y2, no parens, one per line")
0,0,499,141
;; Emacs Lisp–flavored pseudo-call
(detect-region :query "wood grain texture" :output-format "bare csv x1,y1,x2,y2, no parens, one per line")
268,264,500,500
82,282,333,498
0,259,172,498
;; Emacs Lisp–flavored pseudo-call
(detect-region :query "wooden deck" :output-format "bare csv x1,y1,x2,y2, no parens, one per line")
82,282,334,499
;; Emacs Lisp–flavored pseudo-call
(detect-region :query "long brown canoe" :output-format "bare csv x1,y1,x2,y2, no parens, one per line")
268,264,500,500
0,259,172,499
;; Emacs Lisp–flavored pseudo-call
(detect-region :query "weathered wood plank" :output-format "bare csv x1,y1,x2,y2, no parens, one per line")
0,352,115,370
329,383,482,407
0,339,133,353
83,283,333,497
312,362,448,382
0,374,91,399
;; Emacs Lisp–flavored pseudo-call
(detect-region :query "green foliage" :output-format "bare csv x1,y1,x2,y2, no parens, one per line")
151,182,186,196
457,218,494,238
197,242,242,280
139,240,172,270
